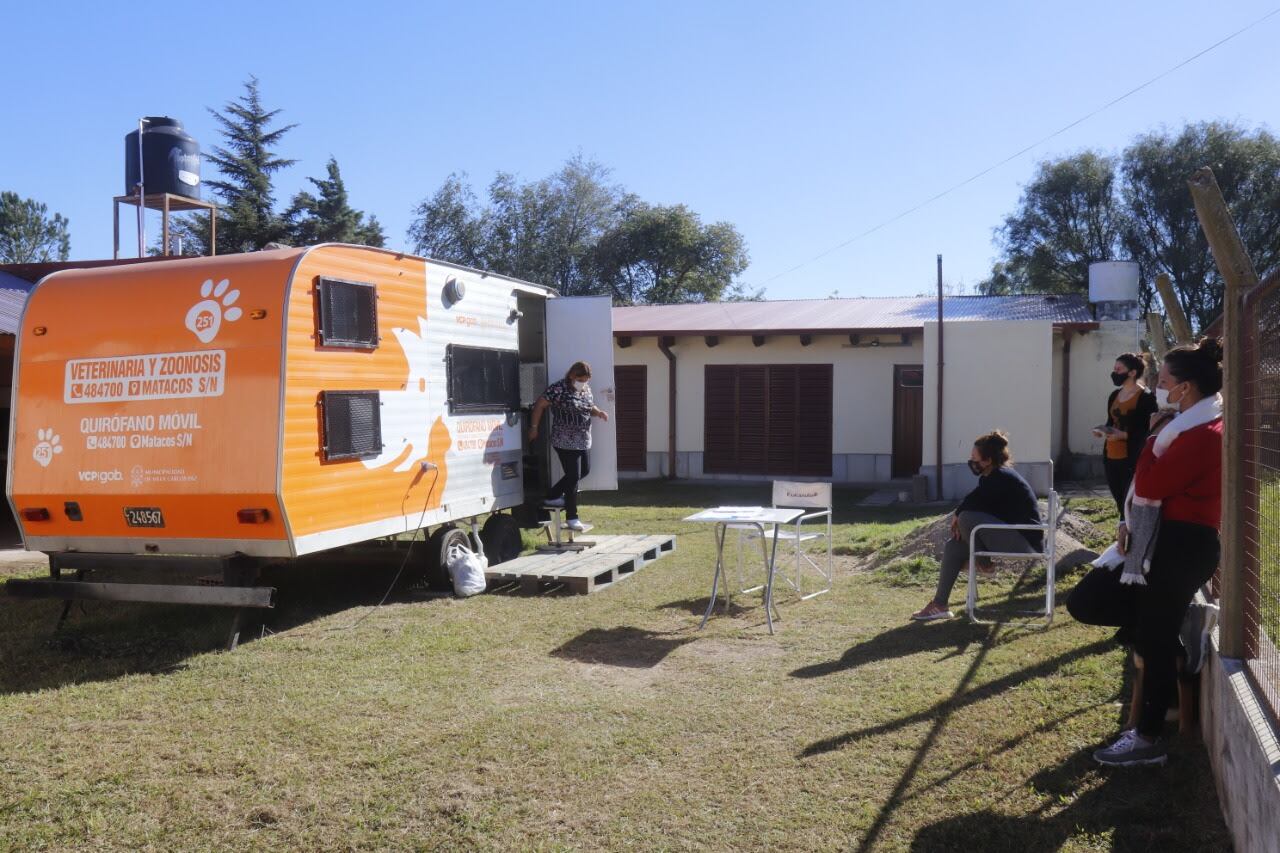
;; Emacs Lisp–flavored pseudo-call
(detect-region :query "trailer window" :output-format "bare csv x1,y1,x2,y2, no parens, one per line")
447,345,520,414
316,277,379,349
321,390,384,461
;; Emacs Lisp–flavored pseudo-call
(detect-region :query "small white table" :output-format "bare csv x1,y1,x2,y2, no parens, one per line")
684,507,805,634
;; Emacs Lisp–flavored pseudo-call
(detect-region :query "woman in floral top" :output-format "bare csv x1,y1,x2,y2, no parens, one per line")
529,361,609,530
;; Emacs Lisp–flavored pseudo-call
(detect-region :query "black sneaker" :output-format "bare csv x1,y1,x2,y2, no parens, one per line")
1093,730,1168,767
1180,600,1219,675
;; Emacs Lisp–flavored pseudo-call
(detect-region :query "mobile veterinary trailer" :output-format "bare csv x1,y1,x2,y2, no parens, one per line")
6,245,618,616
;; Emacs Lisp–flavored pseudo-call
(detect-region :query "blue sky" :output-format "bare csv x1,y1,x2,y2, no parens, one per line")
4,1,1278,299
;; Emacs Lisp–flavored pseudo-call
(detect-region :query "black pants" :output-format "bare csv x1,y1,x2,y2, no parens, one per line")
1066,520,1219,737
548,447,590,520
1103,455,1135,520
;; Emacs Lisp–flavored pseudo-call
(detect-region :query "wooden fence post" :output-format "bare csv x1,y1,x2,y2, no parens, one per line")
1188,166,1260,660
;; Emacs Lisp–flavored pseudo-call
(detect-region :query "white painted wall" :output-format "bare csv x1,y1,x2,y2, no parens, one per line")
922,320,1054,497
1066,320,1146,468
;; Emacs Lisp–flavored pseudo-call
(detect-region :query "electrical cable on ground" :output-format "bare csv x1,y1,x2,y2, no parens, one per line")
328,468,443,635
754,6,1280,289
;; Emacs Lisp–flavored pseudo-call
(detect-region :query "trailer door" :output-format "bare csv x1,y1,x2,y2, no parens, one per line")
545,296,618,491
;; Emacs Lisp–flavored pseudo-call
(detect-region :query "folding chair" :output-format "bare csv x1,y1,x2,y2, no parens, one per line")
739,481,833,600
965,489,1059,626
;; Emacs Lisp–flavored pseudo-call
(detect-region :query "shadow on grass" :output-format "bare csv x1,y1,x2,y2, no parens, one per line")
790,619,989,679
586,480,943,526
910,742,1231,851
657,595,761,619
0,547,433,695
796,564,1135,853
551,626,695,668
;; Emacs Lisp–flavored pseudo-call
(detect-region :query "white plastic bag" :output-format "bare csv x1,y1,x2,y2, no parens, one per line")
447,542,488,597
1091,541,1125,570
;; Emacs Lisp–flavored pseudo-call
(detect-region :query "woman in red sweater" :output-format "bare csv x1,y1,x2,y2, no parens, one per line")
1066,337,1223,767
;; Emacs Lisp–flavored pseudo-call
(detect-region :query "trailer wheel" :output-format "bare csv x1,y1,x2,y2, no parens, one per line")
424,525,471,590
480,514,523,566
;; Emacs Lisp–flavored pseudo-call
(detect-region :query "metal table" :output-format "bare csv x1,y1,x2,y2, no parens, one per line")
684,507,805,634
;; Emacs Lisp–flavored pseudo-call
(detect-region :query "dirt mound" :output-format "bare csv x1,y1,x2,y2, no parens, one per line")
876,509,1102,570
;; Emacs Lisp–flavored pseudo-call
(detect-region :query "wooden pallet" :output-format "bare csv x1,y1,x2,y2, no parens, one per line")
485,534,676,595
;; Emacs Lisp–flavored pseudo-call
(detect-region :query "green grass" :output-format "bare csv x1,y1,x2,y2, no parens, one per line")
0,483,1230,851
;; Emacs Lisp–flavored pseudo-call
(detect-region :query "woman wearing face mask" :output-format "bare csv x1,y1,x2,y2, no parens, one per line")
529,361,609,531
1067,337,1223,767
1092,353,1158,519
911,430,1043,621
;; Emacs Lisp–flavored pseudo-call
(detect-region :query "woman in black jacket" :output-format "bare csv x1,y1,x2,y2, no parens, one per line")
1092,353,1158,519
911,431,1042,621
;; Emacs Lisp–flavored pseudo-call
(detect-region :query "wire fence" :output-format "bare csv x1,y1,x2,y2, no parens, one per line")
1240,270,1280,720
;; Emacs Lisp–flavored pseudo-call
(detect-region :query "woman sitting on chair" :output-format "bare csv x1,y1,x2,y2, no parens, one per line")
911,430,1043,621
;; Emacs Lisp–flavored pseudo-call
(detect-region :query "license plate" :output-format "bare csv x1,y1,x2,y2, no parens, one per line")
123,506,165,528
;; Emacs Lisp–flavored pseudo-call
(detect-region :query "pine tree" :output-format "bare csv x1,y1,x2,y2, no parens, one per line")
0,191,70,263
285,158,385,247
172,77,296,255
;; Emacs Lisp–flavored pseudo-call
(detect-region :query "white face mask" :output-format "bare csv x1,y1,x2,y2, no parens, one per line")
574,380,589,392
1154,387,1170,409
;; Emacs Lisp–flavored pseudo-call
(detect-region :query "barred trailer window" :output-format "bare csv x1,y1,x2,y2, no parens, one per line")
321,390,383,461
316,277,379,349
447,345,520,414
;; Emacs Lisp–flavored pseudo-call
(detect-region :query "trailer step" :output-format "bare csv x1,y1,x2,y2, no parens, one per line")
485,534,676,595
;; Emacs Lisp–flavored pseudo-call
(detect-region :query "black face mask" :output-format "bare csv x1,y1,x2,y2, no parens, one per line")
968,460,984,476
1110,371,1128,386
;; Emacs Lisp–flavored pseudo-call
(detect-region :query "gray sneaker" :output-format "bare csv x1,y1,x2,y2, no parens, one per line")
1180,600,1219,675
543,496,566,509
1093,729,1168,767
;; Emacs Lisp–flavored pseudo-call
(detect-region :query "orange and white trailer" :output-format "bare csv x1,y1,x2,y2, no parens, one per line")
6,245,618,622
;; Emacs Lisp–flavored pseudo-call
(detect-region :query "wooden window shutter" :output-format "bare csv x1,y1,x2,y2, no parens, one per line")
704,363,832,476
795,364,833,476
736,366,768,475
704,365,738,474
615,365,647,471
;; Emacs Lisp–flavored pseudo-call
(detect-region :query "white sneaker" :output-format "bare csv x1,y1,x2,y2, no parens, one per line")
566,518,586,532
1092,729,1167,766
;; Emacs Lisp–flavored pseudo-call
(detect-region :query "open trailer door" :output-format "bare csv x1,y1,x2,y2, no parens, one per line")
545,295,617,492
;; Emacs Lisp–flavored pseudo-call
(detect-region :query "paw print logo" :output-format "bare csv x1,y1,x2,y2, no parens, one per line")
185,279,242,344
33,428,63,468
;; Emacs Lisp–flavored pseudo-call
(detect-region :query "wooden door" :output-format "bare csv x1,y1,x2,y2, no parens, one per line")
892,364,924,478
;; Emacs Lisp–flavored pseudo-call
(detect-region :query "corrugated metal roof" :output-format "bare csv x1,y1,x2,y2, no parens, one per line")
0,287,29,335
612,295,1095,335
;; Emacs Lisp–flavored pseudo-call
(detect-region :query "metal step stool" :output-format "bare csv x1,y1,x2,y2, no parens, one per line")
538,505,595,553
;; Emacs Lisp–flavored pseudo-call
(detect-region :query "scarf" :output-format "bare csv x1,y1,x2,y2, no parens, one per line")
1117,392,1223,586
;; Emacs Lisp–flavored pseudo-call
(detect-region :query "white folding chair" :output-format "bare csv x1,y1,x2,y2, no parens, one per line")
739,481,833,600
965,490,1059,626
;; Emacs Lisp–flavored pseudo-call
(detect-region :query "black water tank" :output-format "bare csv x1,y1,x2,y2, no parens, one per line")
124,117,201,199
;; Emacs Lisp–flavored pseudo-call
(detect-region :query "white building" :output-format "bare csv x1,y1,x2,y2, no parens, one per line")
611,292,1142,499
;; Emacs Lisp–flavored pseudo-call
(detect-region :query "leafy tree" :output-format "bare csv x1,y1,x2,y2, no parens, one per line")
408,155,752,303
285,158,385,246
978,152,1126,295
173,76,296,255
407,173,488,267
410,154,624,295
980,122,1280,331
591,203,750,304
0,191,70,263
1120,121,1280,329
